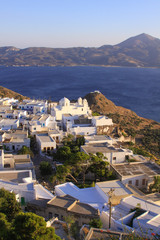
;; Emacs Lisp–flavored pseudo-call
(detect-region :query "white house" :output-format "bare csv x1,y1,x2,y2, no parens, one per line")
0,119,19,130
36,133,56,152
18,100,48,113
81,143,133,164
0,179,54,204
0,110,27,120
92,116,113,127
51,97,92,120
62,114,97,136
0,130,30,151
29,114,57,134
0,149,33,171
85,135,113,145
101,195,160,237
55,182,108,212
110,161,160,189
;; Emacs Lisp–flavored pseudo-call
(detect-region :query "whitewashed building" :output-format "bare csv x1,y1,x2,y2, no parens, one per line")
36,133,56,152
0,119,19,130
81,143,133,164
0,130,30,151
51,97,91,120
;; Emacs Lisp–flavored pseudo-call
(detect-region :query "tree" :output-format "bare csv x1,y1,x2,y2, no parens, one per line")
150,176,160,192
52,165,77,184
64,215,75,239
73,152,90,187
18,146,34,157
0,213,12,240
12,212,61,240
62,134,75,146
40,161,52,176
75,136,85,147
89,153,109,181
0,188,21,221
54,146,71,162
89,218,102,229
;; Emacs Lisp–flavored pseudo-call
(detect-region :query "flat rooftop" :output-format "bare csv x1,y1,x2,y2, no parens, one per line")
81,143,125,154
0,170,31,183
85,135,112,142
96,180,132,196
48,195,76,208
37,133,54,143
112,162,160,177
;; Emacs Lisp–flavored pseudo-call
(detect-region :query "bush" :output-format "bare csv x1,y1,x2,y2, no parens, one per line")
89,219,102,229
40,161,52,176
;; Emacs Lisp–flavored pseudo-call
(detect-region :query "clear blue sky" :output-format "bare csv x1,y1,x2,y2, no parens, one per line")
1,0,160,48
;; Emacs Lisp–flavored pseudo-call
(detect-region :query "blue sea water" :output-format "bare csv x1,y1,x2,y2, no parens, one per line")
0,66,160,122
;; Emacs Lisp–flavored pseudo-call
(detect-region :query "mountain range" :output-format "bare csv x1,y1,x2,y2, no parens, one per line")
1,33,160,67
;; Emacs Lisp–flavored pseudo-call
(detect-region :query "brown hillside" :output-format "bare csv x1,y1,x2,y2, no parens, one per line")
85,91,160,159
0,86,29,101
85,91,160,130
85,92,160,129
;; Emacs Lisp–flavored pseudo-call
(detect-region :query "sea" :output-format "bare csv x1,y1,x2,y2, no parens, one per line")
0,66,160,122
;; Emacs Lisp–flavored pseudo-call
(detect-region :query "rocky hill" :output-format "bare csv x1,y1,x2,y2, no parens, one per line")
0,86,28,100
85,91,160,159
1,33,160,67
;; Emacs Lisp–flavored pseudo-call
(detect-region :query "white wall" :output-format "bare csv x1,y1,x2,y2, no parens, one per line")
122,174,148,189
92,116,113,127
69,126,97,136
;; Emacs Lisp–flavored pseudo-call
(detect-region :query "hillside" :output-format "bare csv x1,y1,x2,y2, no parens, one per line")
0,86,28,100
1,33,160,67
85,91,160,159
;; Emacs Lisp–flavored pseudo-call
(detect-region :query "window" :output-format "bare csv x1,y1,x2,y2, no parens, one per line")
128,180,132,185
113,157,116,160
55,214,59,218
142,179,146,185
4,164,11,168
136,180,139,186
48,212,52,219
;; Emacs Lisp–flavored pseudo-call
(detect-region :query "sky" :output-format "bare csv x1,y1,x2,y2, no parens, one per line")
0,0,160,48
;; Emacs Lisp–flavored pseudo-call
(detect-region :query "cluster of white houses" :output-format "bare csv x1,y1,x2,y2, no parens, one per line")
0,95,160,238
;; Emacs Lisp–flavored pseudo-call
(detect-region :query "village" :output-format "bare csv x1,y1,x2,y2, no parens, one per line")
0,92,160,239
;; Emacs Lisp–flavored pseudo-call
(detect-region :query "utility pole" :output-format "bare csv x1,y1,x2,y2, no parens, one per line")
108,188,115,229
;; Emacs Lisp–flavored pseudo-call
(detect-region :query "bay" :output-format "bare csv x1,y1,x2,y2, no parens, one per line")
0,66,160,122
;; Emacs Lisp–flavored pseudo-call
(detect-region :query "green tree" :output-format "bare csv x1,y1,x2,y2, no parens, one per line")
18,146,34,157
89,218,102,229
75,136,85,147
0,188,21,221
74,152,90,187
52,165,77,184
54,146,71,162
64,215,75,239
12,212,61,240
40,161,52,176
0,213,12,240
150,176,160,192
62,134,74,146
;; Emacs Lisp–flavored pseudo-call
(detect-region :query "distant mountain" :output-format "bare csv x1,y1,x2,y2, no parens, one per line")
1,33,160,67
